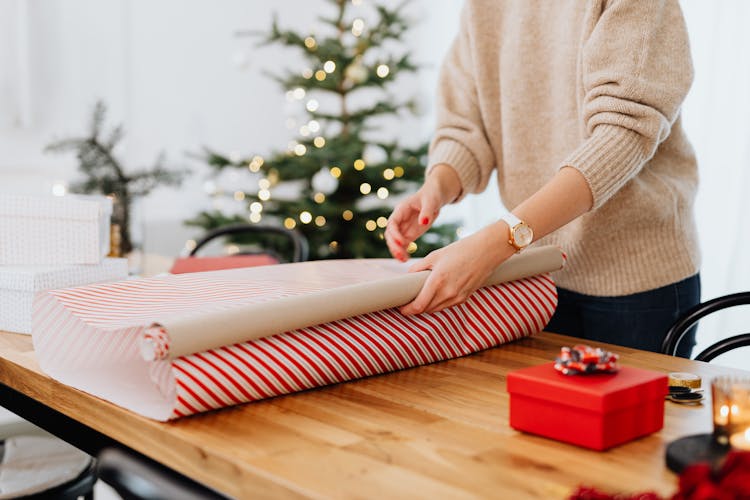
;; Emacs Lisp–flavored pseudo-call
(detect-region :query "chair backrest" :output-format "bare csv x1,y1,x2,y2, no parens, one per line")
661,291,750,362
190,224,309,262
693,334,750,362
170,224,309,274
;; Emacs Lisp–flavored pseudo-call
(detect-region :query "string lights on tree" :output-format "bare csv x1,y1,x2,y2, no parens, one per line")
188,0,457,259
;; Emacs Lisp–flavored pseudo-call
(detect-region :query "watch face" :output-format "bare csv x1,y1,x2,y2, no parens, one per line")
514,224,533,247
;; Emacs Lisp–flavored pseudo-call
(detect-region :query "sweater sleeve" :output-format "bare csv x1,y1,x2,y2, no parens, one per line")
427,4,496,201
562,0,694,210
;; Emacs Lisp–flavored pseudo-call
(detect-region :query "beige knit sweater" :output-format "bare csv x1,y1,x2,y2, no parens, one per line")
430,0,700,296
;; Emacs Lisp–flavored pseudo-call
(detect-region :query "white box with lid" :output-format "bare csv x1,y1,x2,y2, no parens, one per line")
0,194,113,265
0,258,128,334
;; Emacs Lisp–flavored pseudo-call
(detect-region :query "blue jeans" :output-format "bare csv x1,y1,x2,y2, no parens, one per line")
545,274,701,358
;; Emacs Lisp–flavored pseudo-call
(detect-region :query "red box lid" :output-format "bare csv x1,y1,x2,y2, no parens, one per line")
506,362,668,413
169,255,279,274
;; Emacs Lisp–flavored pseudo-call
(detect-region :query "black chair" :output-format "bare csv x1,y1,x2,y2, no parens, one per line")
97,448,228,500
0,437,96,500
189,223,309,263
170,224,309,274
16,462,97,500
661,291,750,362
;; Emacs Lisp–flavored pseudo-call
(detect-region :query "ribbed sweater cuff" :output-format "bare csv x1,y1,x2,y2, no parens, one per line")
428,139,480,202
561,124,650,210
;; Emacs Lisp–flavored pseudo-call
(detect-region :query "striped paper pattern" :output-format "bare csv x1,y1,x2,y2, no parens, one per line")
32,263,557,420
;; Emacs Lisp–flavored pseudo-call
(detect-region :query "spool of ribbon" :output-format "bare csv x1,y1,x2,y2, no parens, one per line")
554,345,619,375
668,372,701,389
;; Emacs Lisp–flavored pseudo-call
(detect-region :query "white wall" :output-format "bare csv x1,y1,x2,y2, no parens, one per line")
679,0,750,367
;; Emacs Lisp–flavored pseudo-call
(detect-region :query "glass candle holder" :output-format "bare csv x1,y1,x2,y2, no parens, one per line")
712,376,750,450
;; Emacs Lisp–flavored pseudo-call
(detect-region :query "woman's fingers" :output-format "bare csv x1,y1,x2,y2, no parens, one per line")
386,229,409,261
400,257,446,315
386,188,445,261
385,233,406,261
422,289,472,314
385,204,411,260
401,276,470,316
399,282,435,315
408,255,432,273
416,194,441,228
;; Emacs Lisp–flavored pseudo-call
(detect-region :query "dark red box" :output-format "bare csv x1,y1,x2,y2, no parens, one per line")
507,362,668,450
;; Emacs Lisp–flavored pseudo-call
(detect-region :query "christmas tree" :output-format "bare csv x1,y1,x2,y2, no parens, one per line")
188,0,457,259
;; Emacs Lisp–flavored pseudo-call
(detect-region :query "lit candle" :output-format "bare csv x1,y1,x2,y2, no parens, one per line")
711,376,743,446
730,427,750,451
716,404,730,426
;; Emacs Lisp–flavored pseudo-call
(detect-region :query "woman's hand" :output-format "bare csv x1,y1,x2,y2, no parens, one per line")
399,222,515,315
385,164,461,262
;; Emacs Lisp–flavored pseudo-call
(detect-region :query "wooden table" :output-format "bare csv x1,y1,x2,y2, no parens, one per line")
0,330,745,499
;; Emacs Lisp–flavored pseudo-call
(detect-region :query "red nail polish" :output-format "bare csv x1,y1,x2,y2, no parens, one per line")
420,217,429,225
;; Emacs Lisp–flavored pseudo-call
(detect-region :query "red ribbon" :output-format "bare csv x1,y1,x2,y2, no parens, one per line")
554,345,619,375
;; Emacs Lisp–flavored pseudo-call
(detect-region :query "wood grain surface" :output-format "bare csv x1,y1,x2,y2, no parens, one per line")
0,330,746,499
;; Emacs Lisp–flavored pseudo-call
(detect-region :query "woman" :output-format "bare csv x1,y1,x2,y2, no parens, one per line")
385,0,700,357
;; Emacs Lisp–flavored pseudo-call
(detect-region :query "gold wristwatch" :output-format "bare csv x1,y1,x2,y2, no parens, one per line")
499,213,533,253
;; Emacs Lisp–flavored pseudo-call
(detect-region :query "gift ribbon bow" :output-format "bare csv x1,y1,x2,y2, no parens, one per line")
554,345,619,375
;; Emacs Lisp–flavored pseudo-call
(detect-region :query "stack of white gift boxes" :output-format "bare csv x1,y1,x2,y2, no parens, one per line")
0,194,128,334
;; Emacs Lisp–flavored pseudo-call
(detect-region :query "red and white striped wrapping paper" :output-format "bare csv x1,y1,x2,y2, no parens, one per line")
32,260,558,420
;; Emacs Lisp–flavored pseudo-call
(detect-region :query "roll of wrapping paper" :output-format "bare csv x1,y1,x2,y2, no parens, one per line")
141,245,565,361
668,372,702,389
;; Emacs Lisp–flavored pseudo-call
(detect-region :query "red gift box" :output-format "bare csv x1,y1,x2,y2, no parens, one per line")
507,362,668,450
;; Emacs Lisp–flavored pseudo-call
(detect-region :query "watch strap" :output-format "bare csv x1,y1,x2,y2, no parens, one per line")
500,212,522,230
